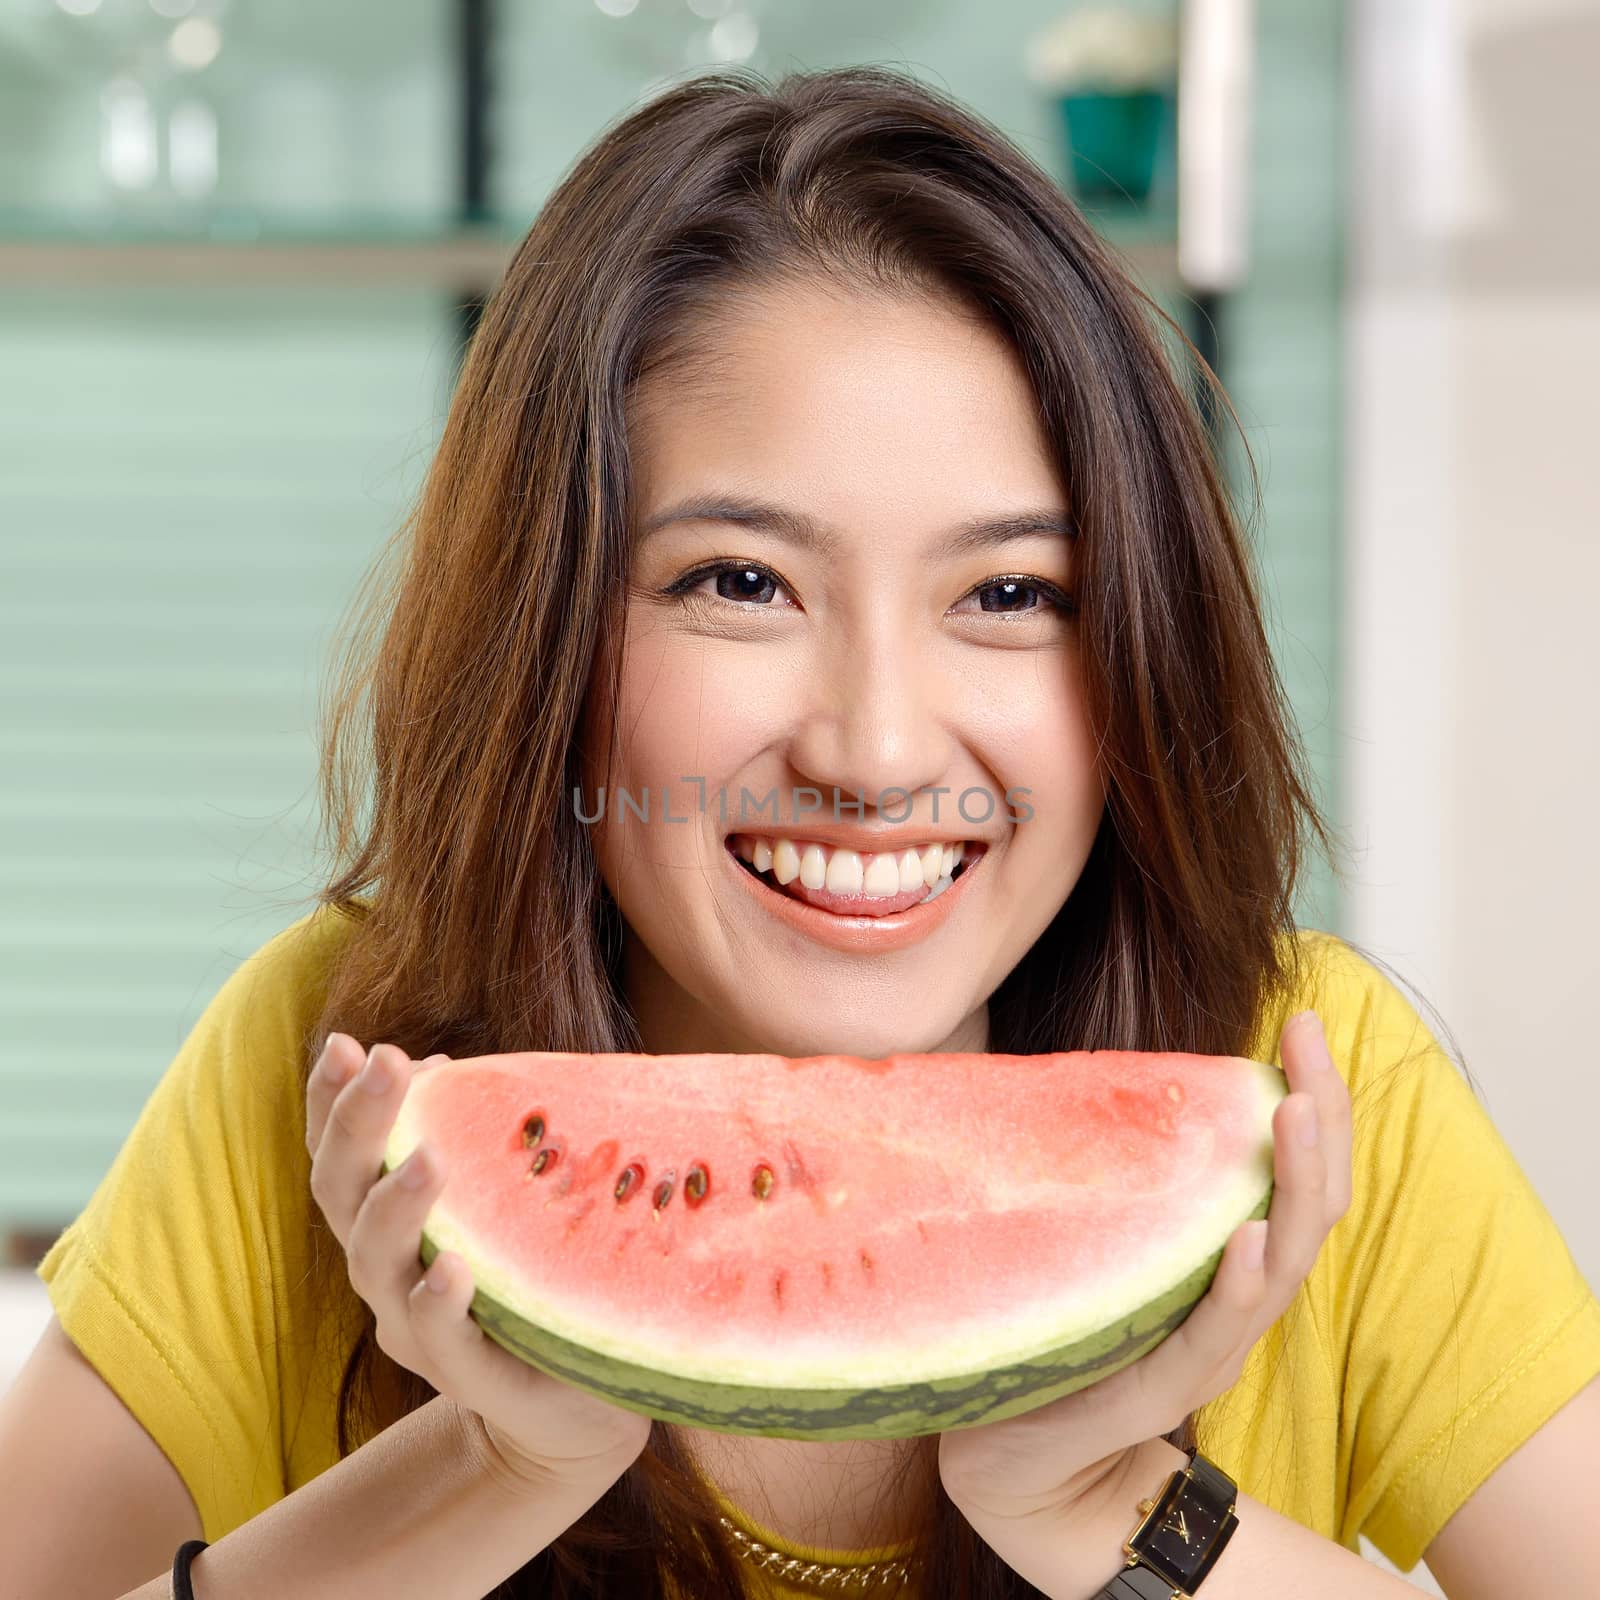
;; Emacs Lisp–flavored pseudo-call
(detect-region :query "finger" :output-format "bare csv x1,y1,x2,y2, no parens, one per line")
407,1249,505,1402
347,1139,448,1315
1160,1217,1270,1381
308,1044,417,1247
1082,1218,1269,1439
1262,1088,1328,1289
304,1032,366,1159
1281,1010,1351,1224
306,1042,450,1163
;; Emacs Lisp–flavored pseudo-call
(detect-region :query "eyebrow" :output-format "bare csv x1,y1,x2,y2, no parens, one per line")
637,493,1076,559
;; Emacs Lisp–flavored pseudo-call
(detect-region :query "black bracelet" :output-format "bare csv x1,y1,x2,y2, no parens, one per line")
1098,1568,1188,1599
172,1538,208,1599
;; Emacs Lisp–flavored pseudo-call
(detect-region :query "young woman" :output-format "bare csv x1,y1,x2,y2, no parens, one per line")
3,65,1596,1600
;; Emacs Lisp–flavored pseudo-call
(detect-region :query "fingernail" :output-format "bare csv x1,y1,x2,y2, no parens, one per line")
1242,1222,1267,1271
360,1049,392,1096
398,1144,431,1190
425,1257,450,1293
1297,1098,1321,1147
322,1035,357,1083
1293,1011,1330,1067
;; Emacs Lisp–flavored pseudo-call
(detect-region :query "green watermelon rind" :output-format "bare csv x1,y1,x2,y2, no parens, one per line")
413,1183,1271,1439
383,1056,1285,1440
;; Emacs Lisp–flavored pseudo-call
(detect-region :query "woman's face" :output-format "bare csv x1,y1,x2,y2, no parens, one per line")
582,279,1104,1059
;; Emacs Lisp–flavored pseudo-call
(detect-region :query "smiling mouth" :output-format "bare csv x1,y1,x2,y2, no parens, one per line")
724,833,983,919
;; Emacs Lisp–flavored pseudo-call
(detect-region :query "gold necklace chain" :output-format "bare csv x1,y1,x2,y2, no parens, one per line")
716,1514,921,1591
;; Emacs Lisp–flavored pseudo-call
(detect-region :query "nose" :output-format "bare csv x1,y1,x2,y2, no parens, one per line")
784,620,953,821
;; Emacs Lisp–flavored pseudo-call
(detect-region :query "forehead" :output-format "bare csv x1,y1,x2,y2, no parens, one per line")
628,281,1066,535
637,277,1024,412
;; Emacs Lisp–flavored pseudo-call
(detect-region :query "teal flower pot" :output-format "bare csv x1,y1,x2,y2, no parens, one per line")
1056,87,1168,206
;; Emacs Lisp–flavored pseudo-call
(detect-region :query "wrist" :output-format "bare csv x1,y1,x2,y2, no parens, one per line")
1051,1438,1197,1600
1070,1437,1191,1533
451,1404,566,1504
1079,1438,1239,1600
955,1438,1194,1600
461,1405,642,1504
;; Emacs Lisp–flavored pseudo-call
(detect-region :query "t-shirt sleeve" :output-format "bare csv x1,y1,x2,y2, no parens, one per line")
34,910,335,1542
1319,939,1600,1571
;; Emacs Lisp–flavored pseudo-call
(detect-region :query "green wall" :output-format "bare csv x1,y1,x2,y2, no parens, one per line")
0,285,453,1230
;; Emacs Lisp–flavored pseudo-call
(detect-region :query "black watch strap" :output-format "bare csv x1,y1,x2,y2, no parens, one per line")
1184,1450,1236,1508
1097,1565,1182,1599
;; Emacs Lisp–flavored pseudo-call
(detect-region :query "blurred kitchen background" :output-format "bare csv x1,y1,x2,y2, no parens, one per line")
1,2,1595,1589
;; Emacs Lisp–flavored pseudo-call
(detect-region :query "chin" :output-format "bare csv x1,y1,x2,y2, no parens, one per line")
720,1008,966,1062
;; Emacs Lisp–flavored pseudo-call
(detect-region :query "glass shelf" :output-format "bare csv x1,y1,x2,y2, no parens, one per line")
0,212,519,287
0,205,482,242
0,209,1176,289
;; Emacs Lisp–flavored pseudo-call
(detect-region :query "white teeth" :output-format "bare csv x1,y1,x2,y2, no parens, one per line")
734,834,977,898
863,852,902,897
824,848,864,895
898,849,924,893
799,843,828,890
772,838,801,885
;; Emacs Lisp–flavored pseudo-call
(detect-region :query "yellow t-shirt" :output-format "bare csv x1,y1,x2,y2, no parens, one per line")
36,905,1600,1596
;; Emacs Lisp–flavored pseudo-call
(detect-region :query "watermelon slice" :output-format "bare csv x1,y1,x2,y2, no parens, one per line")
382,1049,1285,1439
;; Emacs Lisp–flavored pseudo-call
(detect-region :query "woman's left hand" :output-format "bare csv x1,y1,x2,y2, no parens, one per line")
937,1009,1351,1535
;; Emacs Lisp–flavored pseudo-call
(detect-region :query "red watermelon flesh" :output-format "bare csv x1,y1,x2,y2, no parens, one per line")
383,1048,1284,1438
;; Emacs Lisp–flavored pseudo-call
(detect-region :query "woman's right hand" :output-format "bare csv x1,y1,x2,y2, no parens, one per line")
305,1032,654,1497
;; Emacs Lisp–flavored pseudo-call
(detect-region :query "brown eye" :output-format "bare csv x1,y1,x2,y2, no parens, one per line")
980,580,1041,613
713,567,779,604
663,560,796,611
955,577,1075,617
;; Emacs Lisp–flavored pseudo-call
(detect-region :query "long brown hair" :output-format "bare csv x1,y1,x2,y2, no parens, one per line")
293,63,1347,1597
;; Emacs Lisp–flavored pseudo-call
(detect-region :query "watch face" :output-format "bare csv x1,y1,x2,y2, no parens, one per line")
1131,1469,1235,1588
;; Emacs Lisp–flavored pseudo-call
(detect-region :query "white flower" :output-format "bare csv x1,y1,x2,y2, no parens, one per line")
1023,8,1179,92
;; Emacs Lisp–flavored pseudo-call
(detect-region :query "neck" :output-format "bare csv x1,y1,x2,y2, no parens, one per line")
676,1427,942,1550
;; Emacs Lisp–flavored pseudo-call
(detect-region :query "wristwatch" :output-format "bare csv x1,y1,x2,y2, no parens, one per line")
1092,1449,1239,1598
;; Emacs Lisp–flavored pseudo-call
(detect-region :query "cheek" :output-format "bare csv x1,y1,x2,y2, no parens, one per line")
611,632,778,783
971,651,1104,825
586,631,779,875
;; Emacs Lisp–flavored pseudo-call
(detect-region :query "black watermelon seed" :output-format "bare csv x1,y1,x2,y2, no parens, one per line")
521,1114,545,1148
684,1164,709,1207
614,1163,644,1203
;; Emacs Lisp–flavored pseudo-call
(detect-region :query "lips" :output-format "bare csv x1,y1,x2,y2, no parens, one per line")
721,832,985,955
